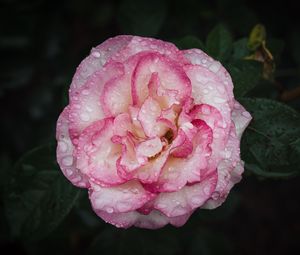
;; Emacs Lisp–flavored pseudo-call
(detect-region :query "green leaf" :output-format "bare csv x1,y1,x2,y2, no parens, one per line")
5,144,80,241
226,59,262,97
174,35,205,50
206,24,233,62
240,98,300,178
232,38,251,60
117,0,166,36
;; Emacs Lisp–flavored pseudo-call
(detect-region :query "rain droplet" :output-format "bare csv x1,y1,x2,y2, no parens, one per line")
66,169,73,176
157,203,166,209
86,106,93,112
209,62,221,73
82,89,90,95
203,88,209,94
62,156,73,166
203,185,211,195
106,207,114,213
74,104,81,109
211,191,220,200
92,51,101,58
58,141,68,153
216,85,225,94
117,202,132,211
191,196,202,205
202,105,211,115
80,112,90,122
72,176,82,182
213,97,226,104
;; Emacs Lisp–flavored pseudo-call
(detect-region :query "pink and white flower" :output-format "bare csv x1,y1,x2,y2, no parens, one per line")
56,35,251,229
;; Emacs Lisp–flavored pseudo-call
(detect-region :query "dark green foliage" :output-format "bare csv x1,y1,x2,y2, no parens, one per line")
4,144,80,241
240,98,300,178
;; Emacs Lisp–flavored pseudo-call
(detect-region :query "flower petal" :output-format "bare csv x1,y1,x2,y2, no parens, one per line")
183,48,234,107
76,118,125,186
154,173,217,217
93,209,191,229
71,35,133,91
154,122,213,192
56,107,89,188
184,64,232,129
231,100,252,139
89,180,153,214
203,123,242,209
132,53,191,106
69,62,124,139
138,97,168,137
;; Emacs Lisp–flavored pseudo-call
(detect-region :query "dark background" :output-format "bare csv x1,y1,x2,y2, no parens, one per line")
1,0,300,254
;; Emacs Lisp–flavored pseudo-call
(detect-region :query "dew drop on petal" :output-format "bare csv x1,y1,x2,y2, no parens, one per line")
106,207,114,213
203,88,209,94
209,62,221,73
191,196,202,205
66,169,73,176
92,51,101,58
62,156,73,166
58,141,68,153
213,97,226,104
211,191,220,200
82,89,90,95
203,185,211,195
80,112,90,122
117,201,132,212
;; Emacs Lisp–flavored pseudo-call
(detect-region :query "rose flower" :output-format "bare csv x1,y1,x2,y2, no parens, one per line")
56,36,251,228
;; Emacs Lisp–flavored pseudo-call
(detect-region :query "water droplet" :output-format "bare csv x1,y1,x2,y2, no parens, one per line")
213,132,220,138
172,205,186,215
66,169,73,176
191,196,202,205
139,171,149,180
82,89,90,95
211,191,220,200
203,88,209,94
62,156,73,166
80,112,90,122
72,175,82,182
92,51,101,58
202,105,211,115
203,185,211,195
196,74,203,82
58,141,68,153
209,62,221,73
117,202,132,211
86,106,93,112
213,97,226,104
216,85,225,94
201,58,207,64
131,188,139,194
74,104,81,109
157,203,166,209
168,171,179,179
106,207,114,213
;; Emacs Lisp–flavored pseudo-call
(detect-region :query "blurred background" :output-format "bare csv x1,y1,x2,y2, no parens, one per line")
1,0,300,254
